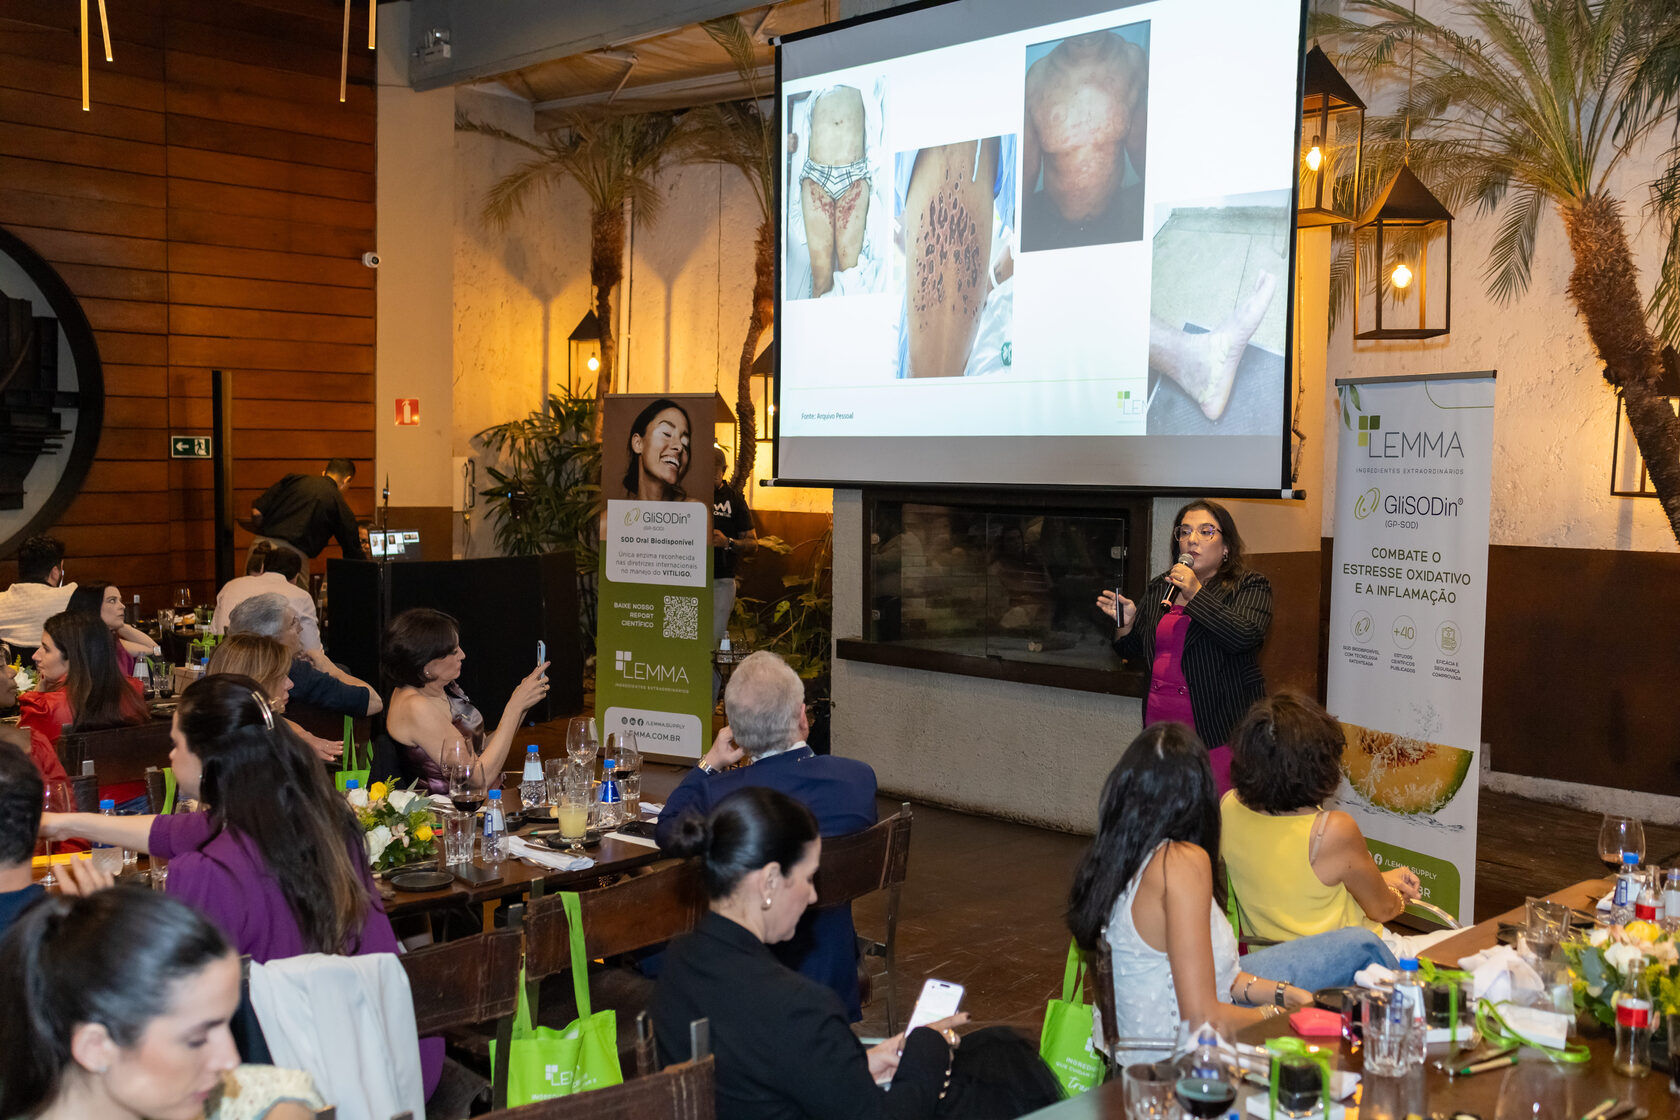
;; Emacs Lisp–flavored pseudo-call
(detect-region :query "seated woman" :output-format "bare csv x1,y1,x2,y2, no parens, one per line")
20,610,148,754
1067,723,1395,1060
38,674,443,1095
0,887,324,1120
653,788,966,1120
1222,693,1422,942
67,579,159,675
207,633,342,763
381,607,548,793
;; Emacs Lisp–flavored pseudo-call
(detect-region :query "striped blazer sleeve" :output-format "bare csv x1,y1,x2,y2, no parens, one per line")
1183,570,1273,652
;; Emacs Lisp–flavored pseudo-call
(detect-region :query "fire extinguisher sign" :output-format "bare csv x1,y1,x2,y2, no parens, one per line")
394,398,420,426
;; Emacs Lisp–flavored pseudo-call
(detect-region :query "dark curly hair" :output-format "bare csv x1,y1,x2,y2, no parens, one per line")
1228,692,1345,814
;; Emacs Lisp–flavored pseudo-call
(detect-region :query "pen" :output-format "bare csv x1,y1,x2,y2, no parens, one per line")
1448,1053,1518,1078
1580,1100,1617,1120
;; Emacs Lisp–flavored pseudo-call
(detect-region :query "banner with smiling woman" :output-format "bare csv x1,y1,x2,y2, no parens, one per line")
1326,371,1496,925
596,393,728,761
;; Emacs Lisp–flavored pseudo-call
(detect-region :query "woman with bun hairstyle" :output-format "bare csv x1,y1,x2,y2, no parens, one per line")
652,787,969,1119
0,887,323,1120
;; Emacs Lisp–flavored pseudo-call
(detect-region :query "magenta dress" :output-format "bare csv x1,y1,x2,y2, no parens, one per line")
150,813,444,1097
1145,606,1233,794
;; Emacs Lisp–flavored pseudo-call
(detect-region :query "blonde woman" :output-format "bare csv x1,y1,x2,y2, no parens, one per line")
207,635,341,763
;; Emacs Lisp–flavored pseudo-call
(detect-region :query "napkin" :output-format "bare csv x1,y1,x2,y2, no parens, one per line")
640,801,664,816
1455,945,1544,1004
605,831,659,849
505,835,593,872
1353,963,1397,989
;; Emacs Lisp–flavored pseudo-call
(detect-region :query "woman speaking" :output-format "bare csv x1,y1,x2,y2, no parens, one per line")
1095,498,1271,790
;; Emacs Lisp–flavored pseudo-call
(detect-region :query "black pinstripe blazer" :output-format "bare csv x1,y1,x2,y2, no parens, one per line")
1112,567,1273,748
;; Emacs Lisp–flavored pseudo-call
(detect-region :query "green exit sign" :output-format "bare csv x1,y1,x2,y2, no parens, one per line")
169,435,212,459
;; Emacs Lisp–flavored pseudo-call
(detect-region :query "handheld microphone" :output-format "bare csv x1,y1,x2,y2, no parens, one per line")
1161,553,1193,607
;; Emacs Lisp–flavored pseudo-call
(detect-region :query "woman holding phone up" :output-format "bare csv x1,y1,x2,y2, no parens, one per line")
1095,498,1271,791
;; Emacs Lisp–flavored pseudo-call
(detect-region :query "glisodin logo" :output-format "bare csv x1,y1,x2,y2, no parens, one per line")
622,506,696,527
623,506,640,526
1354,487,1380,519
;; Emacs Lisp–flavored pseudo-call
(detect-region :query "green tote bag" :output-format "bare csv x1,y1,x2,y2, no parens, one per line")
490,892,623,1103
334,716,371,792
1038,939,1104,1098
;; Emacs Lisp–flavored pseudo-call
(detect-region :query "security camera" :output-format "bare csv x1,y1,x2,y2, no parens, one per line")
361,251,381,268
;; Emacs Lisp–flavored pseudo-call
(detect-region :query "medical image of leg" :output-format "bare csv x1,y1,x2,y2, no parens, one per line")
801,86,867,297
904,139,998,378
801,178,838,297
833,177,870,272
1148,272,1277,421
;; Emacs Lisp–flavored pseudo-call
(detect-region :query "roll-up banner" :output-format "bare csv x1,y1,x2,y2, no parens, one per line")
596,394,726,762
1326,372,1496,924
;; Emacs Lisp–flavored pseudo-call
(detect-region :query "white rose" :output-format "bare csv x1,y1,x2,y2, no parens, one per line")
365,824,392,864
1605,941,1647,977
387,790,419,815
1588,927,1610,948
346,787,369,809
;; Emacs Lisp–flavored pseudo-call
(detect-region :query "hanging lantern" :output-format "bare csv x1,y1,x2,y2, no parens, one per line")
1353,165,1453,339
1297,44,1364,227
567,311,602,395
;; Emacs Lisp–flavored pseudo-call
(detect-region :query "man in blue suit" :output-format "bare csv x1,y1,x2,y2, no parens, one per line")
656,651,877,1020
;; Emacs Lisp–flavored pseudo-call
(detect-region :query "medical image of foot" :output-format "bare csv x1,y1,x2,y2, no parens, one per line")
1145,198,1291,435
1021,24,1149,253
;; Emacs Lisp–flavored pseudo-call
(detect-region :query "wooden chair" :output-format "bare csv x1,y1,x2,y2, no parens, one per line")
399,928,524,1107
474,1054,715,1120
56,719,173,787
67,772,98,812
813,802,913,1034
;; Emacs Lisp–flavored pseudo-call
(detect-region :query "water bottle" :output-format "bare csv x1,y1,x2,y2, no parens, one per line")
1612,851,1642,925
519,745,545,809
1392,956,1427,1064
1613,966,1653,1075
482,789,508,863
1662,868,1680,934
92,799,125,875
597,759,623,830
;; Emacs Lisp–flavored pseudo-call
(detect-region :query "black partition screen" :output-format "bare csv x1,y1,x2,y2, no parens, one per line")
326,552,581,726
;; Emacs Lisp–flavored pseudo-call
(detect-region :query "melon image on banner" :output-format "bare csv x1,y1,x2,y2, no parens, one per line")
1339,721,1472,816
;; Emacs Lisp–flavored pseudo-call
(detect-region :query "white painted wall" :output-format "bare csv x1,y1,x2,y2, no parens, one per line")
376,3,456,512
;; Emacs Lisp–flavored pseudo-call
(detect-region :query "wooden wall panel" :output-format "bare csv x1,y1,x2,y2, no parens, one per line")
0,0,377,611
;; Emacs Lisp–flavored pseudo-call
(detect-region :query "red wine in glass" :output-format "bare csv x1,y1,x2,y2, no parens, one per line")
1175,1076,1237,1119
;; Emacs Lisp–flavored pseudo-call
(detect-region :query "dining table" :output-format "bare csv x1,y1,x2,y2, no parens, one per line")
1023,875,1676,1118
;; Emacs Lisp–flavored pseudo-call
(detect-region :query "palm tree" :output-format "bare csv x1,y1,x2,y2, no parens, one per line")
1320,0,1680,541
675,15,775,491
457,109,680,437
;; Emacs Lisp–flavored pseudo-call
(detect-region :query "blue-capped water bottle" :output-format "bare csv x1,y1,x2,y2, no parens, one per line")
1612,851,1642,925
520,744,545,809
597,758,623,830
482,789,508,863
92,799,125,875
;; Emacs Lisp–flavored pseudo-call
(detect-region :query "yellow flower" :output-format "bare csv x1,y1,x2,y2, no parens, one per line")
368,781,388,801
414,824,433,842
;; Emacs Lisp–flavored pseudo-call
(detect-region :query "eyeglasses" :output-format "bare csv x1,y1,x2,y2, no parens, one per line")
1174,525,1222,541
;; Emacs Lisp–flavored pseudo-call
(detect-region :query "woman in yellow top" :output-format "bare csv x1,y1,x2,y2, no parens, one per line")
1221,693,1422,942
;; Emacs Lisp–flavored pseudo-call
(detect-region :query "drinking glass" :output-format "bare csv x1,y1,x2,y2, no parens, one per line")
1121,1061,1180,1120
440,810,474,866
1360,990,1419,1076
1598,814,1646,872
566,717,598,765
39,780,73,886
543,757,570,809
1274,1054,1324,1118
1173,1029,1238,1119
175,587,192,611
441,738,477,810
555,789,592,856
619,770,642,819
1492,1061,1572,1120
1525,897,1571,954
149,858,169,892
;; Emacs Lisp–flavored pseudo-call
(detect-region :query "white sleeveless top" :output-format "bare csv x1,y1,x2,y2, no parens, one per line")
1104,842,1240,1062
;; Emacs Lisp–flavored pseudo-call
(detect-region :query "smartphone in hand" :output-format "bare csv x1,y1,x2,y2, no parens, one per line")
536,640,547,679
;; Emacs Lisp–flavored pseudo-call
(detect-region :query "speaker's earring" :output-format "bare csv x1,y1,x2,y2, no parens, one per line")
762,895,773,911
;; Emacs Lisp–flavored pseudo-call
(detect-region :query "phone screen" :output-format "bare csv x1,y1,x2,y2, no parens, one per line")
905,978,964,1036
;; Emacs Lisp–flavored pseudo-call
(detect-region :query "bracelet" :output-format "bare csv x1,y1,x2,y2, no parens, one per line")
1390,885,1407,914
1238,974,1254,1003
697,763,718,776
1261,1005,1282,1020
1273,981,1286,1007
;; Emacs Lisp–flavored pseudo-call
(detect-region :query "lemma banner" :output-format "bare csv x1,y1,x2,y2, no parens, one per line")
1326,372,1496,924
596,499,713,760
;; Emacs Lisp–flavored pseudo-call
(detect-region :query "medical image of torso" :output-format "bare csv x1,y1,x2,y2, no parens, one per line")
1022,26,1149,252
799,86,872,298
903,138,1000,378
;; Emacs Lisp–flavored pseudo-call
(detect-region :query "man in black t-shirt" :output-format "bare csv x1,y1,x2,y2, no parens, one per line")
712,451,758,701
244,457,366,569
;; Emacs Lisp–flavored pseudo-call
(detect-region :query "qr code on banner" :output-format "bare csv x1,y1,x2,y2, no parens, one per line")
663,595,699,641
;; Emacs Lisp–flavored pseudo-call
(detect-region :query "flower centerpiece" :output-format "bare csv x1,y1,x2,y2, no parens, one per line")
345,781,438,872
1564,922,1678,1035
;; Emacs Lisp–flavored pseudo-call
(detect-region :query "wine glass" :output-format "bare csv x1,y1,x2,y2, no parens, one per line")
566,717,598,765
1174,1027,1239,1119
1493,1061,1572,1120
441,737,477,811
1598,814,1647,872
40,780,74,886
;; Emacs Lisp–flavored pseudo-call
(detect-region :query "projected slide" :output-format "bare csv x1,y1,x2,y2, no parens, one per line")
777,0,1302,491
